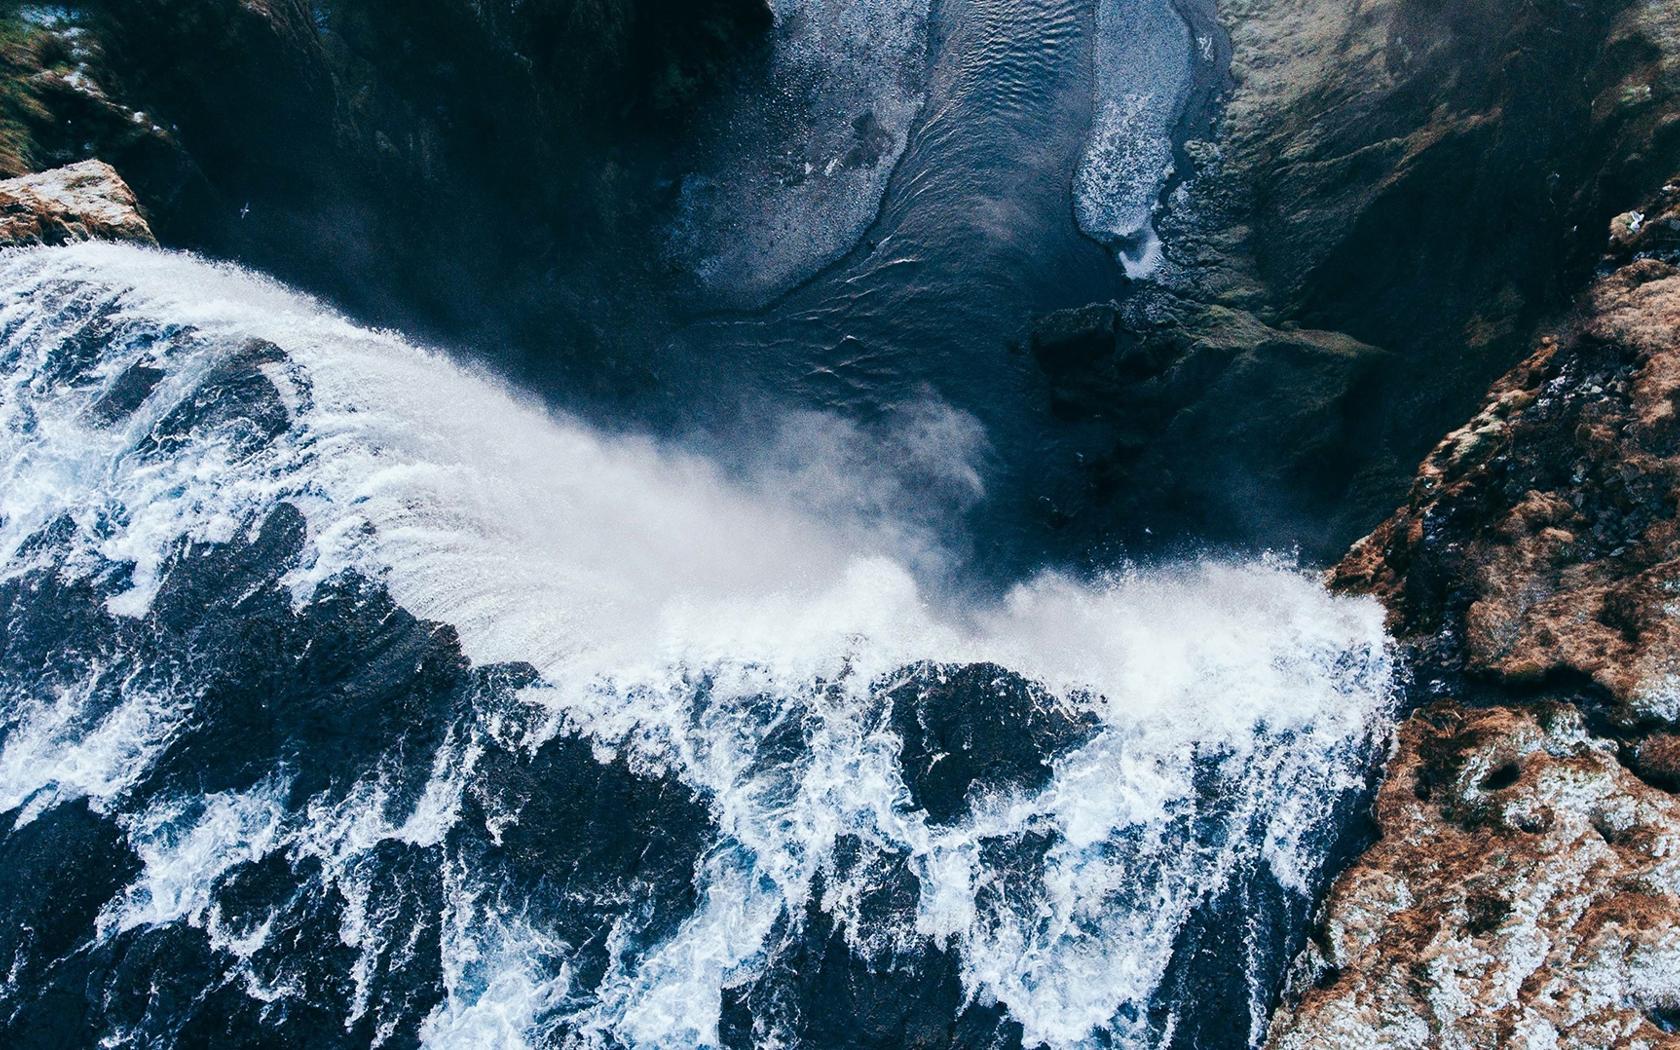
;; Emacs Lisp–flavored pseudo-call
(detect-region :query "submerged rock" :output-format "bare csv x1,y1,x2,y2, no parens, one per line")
0,160,155,247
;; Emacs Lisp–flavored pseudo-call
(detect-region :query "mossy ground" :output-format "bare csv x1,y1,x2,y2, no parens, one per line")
0,2,100,178
0,4,50,176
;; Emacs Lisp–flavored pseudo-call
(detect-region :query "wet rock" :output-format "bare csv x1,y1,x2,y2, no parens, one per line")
140,338,294,458
0,497,531,1045
0,519,126,695
721,839,1025,1050
0,160,155,247
149,528,471,805
90,360,167,423
886,662,1099,825
1028,292,1389,555
454,728,714,996
1028,302,1124,384
0,801,140,1028
1268,703,1680,1050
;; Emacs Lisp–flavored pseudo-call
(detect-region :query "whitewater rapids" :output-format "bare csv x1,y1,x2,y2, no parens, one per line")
0,244,1395,1048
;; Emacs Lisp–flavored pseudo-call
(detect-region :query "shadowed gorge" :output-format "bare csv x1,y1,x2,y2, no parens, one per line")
0,0,1677,1047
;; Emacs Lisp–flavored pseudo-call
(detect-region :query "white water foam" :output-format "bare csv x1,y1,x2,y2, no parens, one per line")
1075,0,1196,277
0,244,1397,1048
0,676,182,825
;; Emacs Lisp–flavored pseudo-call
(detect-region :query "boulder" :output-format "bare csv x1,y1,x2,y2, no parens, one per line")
0,160,155,247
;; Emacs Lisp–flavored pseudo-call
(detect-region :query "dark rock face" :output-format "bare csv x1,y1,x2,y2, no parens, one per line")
1034,0,1680,560
1196,0,1680,397
887,662,1100,825
460,0,776,122
0,13,193,191
1028,294,1388,552
4,0,770,381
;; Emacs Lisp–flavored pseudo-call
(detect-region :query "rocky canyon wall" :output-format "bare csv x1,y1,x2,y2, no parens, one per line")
0,0,771,372
1034,0,1680,559
1269,177,1680,1050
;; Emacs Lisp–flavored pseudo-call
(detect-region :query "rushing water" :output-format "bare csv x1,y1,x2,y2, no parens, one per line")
0,245,1394,1048
0,3,1391,1048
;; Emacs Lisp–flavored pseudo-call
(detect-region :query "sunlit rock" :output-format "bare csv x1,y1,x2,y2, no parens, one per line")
0,160,154,247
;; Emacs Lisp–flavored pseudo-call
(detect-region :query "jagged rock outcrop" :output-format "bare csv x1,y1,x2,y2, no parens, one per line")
1268,186,1680,1046
1335,180,1680,728
1038,0,1680,559
1268,703,1680,1049
0,160,155,247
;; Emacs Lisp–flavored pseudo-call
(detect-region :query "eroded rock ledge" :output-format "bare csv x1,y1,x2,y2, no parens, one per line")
1268,184,1680,1048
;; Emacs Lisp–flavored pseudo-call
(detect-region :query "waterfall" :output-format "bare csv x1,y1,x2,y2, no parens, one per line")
0,243,1395,1048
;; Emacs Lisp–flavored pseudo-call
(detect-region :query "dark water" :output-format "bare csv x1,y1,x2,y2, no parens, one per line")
598,0,1229,579
0,3,1399,1049
667,0,1121,570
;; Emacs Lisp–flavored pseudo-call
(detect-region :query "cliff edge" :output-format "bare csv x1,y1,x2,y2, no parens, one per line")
1269,182,1680,1048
